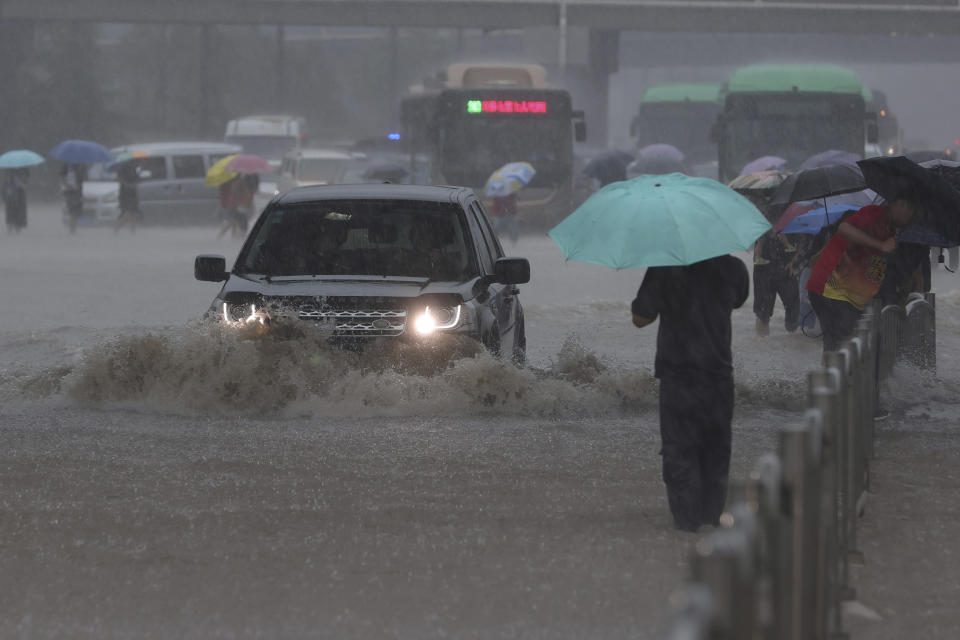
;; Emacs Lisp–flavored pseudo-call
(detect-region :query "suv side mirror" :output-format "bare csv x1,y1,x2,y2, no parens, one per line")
494,257,530,285
195,254,228,282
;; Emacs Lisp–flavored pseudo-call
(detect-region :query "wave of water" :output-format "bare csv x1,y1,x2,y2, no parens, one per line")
3,323,819,419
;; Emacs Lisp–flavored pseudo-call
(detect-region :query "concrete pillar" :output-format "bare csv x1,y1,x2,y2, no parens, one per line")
0,20,33,148
199,24,212,138
276,24,286,111
587,28,619,147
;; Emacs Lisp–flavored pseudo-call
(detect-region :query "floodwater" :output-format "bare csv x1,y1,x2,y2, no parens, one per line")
1,205,959,638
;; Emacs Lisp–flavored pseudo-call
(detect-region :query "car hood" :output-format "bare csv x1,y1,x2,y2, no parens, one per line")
219,274,478,303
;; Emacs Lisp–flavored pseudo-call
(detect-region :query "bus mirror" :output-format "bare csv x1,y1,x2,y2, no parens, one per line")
866,122,879,145
629,116,638,138
572,110,587,142
575,120,587,143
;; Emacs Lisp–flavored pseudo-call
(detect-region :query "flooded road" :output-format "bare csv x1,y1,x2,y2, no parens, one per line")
1,206,958,638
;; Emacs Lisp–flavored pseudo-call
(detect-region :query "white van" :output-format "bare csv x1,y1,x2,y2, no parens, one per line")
81,142,242,225
224,115,305,167
277,148,358,192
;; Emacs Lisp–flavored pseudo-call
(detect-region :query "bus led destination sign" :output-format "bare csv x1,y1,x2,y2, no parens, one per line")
466,100,548,114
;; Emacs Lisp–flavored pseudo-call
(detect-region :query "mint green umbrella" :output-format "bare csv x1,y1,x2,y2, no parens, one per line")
549,173,770,269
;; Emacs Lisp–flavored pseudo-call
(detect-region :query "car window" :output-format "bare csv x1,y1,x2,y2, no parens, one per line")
237,199,478,281
172,155,206,179
137,157,167,181
469,203,497,272
475,201,505,259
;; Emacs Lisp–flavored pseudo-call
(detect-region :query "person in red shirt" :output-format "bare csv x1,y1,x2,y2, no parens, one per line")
806,197,920,350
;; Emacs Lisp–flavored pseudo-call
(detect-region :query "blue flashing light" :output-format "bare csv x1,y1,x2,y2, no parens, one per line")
388,132,401,141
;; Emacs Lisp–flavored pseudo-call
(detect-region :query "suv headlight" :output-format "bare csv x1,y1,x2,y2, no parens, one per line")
217,300,270,327
413,305,461,336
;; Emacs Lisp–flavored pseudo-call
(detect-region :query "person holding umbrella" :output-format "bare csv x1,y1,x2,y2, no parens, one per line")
50,140,112,234
485,162,535,244
2,168,28,234
550,174,765,532
806,195,919,351
0,150,44,234
112,151,149,234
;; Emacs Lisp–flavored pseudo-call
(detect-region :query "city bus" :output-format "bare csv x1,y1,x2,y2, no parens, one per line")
630,83,721,168
399,64,586,227
714,64,876,182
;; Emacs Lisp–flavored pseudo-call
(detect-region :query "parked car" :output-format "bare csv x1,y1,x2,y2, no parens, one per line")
81,142,242,225
194,184,529,362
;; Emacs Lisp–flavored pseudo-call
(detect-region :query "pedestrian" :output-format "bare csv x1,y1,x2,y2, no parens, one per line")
61,163,86,234
753,230,800,336
2,167,28,234
216,176,241,239
631,254,750,532
491,192,519,244
114,161,143,234
806,196,920,351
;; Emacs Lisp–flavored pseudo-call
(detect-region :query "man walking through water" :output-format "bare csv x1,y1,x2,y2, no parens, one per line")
806,196,919,351
631,255,749,532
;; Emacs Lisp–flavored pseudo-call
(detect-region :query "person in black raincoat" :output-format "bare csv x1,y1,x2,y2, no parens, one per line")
631,255,749,532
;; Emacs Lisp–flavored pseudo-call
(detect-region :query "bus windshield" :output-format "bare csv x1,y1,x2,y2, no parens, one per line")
438,117,569,188
721,94,864,176
635,103,719,163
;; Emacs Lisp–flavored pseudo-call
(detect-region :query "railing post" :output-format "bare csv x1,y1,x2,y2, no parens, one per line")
778,411,822,640
808,369,846,638
746,454,783,640
692,527,755,640
662,584,716,640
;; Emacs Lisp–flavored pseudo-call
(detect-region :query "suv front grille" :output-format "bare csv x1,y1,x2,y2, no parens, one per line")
297,307,407,337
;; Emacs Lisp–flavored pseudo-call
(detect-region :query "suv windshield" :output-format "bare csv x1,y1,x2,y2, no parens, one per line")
237,199,477,281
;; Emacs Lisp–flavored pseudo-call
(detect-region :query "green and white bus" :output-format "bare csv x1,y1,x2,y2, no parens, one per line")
630,83,722,166
714,64,876,182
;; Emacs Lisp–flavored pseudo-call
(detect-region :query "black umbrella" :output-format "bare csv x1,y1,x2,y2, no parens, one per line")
860,155,960,243
768,162,865,207
582,150,633,186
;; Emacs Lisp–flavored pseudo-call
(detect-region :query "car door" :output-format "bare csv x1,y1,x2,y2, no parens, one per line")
170,154,211,223
468,201,516,349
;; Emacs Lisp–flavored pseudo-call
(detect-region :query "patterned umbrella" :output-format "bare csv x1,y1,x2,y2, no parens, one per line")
728,170,791,194
485,162,536,198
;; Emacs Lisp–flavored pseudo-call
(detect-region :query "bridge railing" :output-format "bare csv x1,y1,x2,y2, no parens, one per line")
664,293,935,639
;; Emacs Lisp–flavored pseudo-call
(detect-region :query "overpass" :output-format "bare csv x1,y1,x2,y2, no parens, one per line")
3,0,960,34
2,0,959,145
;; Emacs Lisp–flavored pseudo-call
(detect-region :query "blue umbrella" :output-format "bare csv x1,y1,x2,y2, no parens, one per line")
0,149,45,169
549,173,770,269
780,204,859,235
50,139,113,164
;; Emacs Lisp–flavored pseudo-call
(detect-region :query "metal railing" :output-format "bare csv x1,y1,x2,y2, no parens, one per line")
665,292,935,639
